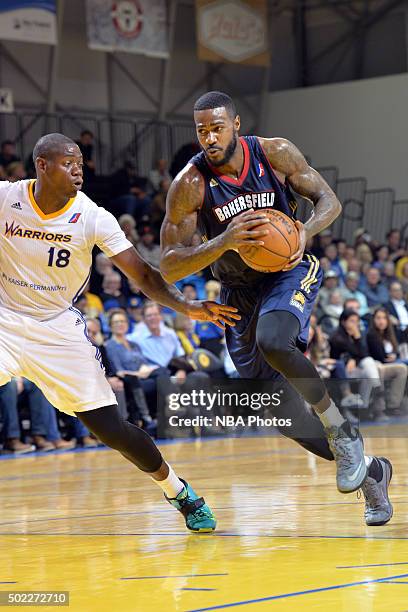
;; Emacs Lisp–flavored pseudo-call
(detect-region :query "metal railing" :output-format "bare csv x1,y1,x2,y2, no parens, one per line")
0,111,406,245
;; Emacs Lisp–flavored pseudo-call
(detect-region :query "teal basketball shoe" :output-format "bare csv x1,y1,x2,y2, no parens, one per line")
165,479,216,532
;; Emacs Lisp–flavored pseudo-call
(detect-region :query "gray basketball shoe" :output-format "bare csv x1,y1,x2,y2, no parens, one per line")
325,421,367,493
361,457,393,526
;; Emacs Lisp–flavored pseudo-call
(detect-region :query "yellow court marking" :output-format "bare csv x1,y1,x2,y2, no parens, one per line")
0,430,407,611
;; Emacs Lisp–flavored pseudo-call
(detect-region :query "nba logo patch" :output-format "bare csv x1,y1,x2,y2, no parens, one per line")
68,213,81,223
290,290,306,312
258,163,265,178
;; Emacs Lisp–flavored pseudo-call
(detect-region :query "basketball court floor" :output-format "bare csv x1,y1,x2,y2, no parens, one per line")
1,426,407,611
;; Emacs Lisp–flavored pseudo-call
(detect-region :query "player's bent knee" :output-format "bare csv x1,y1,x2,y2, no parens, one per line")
255,329,294,366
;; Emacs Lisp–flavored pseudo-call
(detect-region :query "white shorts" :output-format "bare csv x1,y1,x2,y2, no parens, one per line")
0,305,117,416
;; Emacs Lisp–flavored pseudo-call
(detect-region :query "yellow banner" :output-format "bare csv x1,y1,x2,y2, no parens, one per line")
196,0,269,66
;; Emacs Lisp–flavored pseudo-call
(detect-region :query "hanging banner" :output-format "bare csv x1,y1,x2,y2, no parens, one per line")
196,0,269,66
0,0,57,45
86,0,169,58
0,89,14,113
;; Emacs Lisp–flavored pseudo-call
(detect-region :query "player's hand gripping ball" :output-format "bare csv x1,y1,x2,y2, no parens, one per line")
238,209,300,273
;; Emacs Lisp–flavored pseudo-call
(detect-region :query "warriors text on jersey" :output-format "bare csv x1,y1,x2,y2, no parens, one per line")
191,135,299,287
0,179,132,320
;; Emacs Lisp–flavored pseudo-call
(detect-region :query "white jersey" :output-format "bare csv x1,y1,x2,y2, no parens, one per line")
0,179,132,320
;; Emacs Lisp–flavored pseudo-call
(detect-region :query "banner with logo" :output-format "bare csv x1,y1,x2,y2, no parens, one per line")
0,89,14,113
0,0,57,45
196,0,269,66
86,0,168,58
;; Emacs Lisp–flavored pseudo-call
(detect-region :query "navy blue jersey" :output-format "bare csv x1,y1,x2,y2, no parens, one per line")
191,135,299,287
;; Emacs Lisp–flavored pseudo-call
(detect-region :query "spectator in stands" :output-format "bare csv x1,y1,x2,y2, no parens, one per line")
150,178,170,231
339,271,368,315
366,308,407,415
118,214,139,248
385,282,408,337
174,313,201,355
334,239,348,275
76,130,96,181
359,267,389,308
373,245,390,273
89,252,114,295
321,289,344,331
395,259,408,295
6,161,27,182
318,256,331,274
105,309,159,425
0,140,20,177
329,309,386,420
387,229,405,262
324,244,344,279
100,271,127,310
344,246,356,267
205,279,221,301
111,159,139,199
311,229,332,259
318,270,340,307
306,316,360,424
136,301,210,390
86,317,128,420
20,381,76,451
0,380,35,454
112,169,151,222
136,226,161,268
367,308,402,363
126,295,144,332
355,243,374,267
382,261,398,289
182,282,198,302
149,158,171,192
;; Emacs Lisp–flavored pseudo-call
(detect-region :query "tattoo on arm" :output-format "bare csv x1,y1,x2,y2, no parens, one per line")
160,165,226,283
260,137,342,239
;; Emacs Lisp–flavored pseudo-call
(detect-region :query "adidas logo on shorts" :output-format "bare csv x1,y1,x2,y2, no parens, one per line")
75,318,82,326
11,202,22,210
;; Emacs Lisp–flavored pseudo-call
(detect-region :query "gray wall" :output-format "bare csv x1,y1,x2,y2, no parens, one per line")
252,72,408,200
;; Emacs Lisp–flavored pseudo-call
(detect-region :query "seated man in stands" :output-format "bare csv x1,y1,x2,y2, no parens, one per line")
0,380,34,454
136,301,211,389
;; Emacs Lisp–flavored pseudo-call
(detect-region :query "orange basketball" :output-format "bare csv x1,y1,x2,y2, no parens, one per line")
238,209,299,273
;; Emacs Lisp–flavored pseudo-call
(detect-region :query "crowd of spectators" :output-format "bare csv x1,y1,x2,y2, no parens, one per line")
1,134,408,454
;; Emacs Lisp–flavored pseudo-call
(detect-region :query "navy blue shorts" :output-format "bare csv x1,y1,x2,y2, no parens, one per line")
221,254,322,380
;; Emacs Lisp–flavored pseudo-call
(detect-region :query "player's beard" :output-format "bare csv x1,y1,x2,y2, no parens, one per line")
205,131,238,167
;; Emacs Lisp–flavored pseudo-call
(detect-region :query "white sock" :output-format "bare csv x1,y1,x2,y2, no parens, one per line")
152,464,185,499
318,400,346,428
365,455,373,468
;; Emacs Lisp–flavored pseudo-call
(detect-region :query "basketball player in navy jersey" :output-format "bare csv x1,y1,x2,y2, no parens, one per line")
160,91,392,526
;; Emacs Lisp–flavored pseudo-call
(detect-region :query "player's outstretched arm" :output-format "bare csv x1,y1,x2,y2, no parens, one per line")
110,246,240,329
260,137,342,270
160,165,269,283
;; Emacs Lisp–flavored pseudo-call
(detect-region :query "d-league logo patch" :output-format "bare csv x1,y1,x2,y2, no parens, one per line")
68,212,81,223
258,163,265,178
290,290,306,313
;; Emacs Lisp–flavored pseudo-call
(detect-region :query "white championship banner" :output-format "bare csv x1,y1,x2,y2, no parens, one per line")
86,0,169,58
0,0,57,45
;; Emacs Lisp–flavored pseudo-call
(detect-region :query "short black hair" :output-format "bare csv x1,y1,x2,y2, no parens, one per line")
1,140,14,148
80,129,94,138
194,91,236,118
32,133,77,163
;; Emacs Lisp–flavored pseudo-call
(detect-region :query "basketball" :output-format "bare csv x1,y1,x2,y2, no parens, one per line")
238,209,299,272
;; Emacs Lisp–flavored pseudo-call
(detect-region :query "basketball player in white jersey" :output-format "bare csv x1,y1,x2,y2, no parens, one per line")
0,133,240,532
